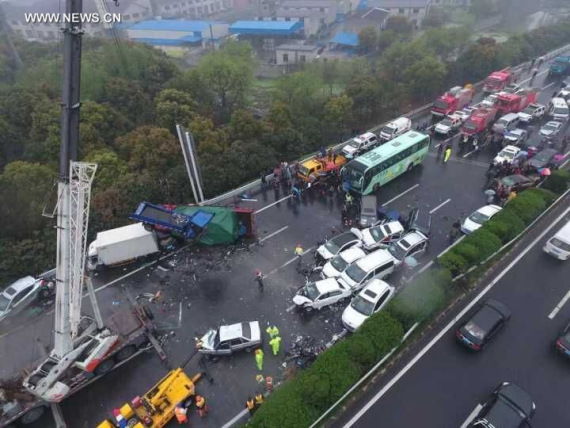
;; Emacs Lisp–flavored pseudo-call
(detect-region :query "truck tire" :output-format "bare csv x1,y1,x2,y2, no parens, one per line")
19,406,46,424
94,359,115,376
115,345,136,362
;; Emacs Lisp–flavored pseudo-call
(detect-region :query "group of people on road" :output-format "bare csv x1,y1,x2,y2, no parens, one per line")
174,394,210,425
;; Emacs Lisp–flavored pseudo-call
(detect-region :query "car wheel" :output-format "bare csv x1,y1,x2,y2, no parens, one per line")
94,359,115,376
245,346,254,353
19,406,46,425
114,345,136,362
304,306,314,313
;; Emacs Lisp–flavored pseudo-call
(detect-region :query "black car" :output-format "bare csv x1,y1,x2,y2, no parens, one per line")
556,320,570,358
405,208,432,236
527,148,558,170
456,299,511,351
498,175,536,193
471,382,536,428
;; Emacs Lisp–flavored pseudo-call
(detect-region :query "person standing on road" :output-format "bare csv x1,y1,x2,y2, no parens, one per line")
175,403,188,424
255,348,264,371
254,392,264,407
294,244,304,267
530,67,538,85
266,325,279,339
254,270,264,291
443,144,452,164
269,335,281,356
195,395,209,418
246,397,256,415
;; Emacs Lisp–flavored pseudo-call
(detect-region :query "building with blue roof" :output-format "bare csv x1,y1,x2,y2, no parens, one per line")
330,32,359,47
229,20,304,37
122,19,229,50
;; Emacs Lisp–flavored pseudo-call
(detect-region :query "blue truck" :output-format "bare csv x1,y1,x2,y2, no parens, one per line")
549,56,570,77
130,202,214,240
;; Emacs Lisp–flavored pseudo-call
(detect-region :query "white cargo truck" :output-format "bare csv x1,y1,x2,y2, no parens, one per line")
87,223,160,270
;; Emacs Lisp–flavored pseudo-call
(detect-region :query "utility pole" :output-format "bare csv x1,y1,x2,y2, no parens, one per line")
53,0,84,358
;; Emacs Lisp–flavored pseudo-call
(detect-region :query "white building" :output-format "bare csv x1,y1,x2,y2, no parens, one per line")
367,0,432,28
275,43,318,64
152,0,234,20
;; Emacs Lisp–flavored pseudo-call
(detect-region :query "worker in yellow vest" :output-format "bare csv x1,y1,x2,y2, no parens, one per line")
266,325,279,339
269,336,281,356
246,396,256,415
254,348,264,370
254,392,264,407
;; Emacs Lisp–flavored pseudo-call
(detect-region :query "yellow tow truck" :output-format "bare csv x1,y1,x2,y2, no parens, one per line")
97,367,201,428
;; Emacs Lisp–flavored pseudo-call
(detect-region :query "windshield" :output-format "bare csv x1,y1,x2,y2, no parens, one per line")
324,240,340,255
440,119,452,127
342,166,364,191
485,77,501,88
345,263,367,284
463,121,477,131
468,211,490,225
303,282,321,301
0,294,10,312
348,139,361,148
381,126,395,136
554,107,568,115
543,124,557,132
388,243,407,260
370,226,387,243
330,254,349,273
498,149,515,160
433,99,448,110
464,320,486,340
350,295,375,316
551,238,570,252
299,165,310,176
522,107,534,114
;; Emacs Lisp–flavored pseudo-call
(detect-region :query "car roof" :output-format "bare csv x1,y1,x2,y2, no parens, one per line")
501,145,519,153
501,174,530,185
219,322,245,341
509,129,525,135
470,305,504,333
3,276,36,295
340,247,366,263
356,249,395,271
360,132,376,139
499,112,519,120
397,231,427,248
484,299,512,318
477,205,502,216
331,231,359,246
359,279,391,303
315,278,343,294
545,121,562,127
387,117,410,127
381,221,404,235
497,383,535,417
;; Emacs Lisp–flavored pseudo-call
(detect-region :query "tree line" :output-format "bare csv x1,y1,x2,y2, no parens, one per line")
1,18,570,284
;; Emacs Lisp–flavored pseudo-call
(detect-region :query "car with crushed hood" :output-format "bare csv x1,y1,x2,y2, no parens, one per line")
197,321,261,356
360,221,405,251
321,247,367,279
293,278,351,311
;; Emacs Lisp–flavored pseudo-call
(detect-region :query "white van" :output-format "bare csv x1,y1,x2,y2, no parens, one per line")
492,113,519,134
342,132,378,158
337,249,395,292
379,117,412,141
548,98,569,122
543,221,570,260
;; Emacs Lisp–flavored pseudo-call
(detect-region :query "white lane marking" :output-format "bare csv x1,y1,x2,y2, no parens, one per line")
259,226,289,243
221,409,249,428
541,81,556,91
460,404,483,428
434,143,441,148
241,198,258,202
254,194,292,214
266,246,317,277
429,198,451,214
519,69,548,85
548,289,570,319
343,205,570,428
463,148,477,158
286,304,297,313
381,184,419,207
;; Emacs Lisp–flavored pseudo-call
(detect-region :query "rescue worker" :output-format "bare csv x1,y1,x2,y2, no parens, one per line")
195,395,209,418
443,144,452,164
345,192,354,205
294,244,304,267
254,270,264,291
265,376,274,393
530,67,538,85
507,190,517,203
269,335,281,356
255,348,264,371
254,392,264,407
246,396,256,415
175,403,188,424
266,325,279,339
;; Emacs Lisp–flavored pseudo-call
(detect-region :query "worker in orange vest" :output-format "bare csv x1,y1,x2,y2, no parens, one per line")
245,396,255,415
195,395,209,418
174,402,188,424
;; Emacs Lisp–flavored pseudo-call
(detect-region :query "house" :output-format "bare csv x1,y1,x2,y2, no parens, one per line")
275,43,319,64
366,0,432,28
334,6,389,34
122,19,229,50
1,0,152,42
151,0,234,20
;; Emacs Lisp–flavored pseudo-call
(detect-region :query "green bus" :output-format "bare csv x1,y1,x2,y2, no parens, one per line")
341,131,430,195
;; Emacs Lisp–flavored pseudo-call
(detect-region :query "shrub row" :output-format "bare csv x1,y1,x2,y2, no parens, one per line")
248,312,404,427
439,188,556,277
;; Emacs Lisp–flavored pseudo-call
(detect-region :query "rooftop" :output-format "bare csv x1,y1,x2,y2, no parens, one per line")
281,0,337,8
330,32,359,47
230,20,303,36
124,19,217,32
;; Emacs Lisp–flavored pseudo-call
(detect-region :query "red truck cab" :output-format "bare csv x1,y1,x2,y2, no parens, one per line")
432,86,474,117
495,89,538,115
483,68,515,93
461,107,498,136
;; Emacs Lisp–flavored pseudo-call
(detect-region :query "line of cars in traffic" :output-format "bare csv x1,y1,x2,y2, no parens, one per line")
293,209,431,332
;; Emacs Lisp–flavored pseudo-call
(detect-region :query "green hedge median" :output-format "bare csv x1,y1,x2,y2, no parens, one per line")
248,312,404,428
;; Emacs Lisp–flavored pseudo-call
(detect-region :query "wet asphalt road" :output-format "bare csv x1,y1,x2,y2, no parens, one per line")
1,62,568,428
331,196,570,428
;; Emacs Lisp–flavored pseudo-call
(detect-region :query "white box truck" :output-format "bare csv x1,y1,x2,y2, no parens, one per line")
87,223,160,270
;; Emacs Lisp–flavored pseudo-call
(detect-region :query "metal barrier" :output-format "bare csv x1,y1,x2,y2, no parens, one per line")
203,42,570,207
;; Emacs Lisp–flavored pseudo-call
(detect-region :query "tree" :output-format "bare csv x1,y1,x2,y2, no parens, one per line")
358,27,378,54
198,41,255,119
101,77,154,126
79,101,131,156
84,149,128,191
456,38,505,82
376,30,399,52
379,41,427,83
422,6,447,28
166,69,215,115
229,109,264,141
345,74,380,122
404,56,447,102
385,16,413,34
154,88,197,133
324,95,354,142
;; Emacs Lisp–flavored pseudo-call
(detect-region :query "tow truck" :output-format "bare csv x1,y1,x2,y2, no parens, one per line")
461,107,498,136
297,153,347,183
431,85,474,117
483,68,516,93
495,89,538,115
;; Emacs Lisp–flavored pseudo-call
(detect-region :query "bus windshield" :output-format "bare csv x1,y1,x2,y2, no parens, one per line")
343,166,364,191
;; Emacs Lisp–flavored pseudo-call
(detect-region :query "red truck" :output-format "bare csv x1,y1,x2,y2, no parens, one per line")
483,68,516,93
461,107,498,136
495,89,538,115
431,85,474,117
